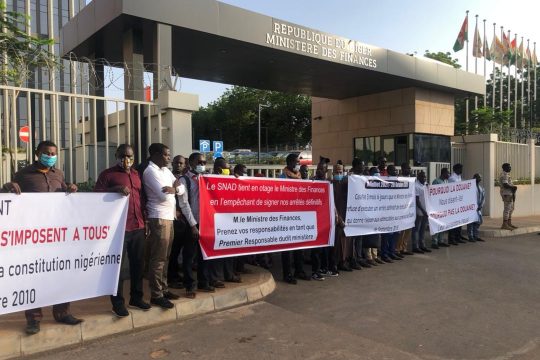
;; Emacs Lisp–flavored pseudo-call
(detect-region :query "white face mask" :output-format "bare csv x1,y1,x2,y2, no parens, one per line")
294,164,301,172
195,165,206,173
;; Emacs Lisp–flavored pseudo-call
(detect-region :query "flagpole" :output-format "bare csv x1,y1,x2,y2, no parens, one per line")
521,36,525,128
507,30,512,116
483,19,487,108
535,42,537,128
474,15,479,111
492,23,496,116
527,39,531,130
500,26,504,115
465,10,469,134
514,33,518,129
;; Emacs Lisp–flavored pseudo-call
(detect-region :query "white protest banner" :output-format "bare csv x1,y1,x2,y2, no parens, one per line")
0,193,128,315
344,175,416,236
424,180,478,235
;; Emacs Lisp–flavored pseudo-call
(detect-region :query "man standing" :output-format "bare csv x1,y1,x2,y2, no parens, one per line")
279,153,310,283
168,154,189,289
467,173,486,242
178,152,222,296
448,163,466,244
142,143,183,309
2,140,82,334
431,168,450,249
412,171,431,254
377,156,388,176
500,163,518,230
396,163,414,256
95,144,150,316
380,165,403,262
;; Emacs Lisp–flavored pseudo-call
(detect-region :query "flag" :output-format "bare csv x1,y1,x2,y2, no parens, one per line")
490,34,505,64
502,32,510,53
509,38,516,64
453,15,468,52
526,44,532,67
517,39,524,69
533,48,538,66
484,35,491,61
472,23,482,58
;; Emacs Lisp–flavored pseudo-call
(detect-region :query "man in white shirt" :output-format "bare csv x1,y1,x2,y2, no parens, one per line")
448,163,466,245
412,171,431,254
142,143,185,309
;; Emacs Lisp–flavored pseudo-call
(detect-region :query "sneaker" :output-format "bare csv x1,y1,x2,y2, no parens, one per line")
129,299,151,311
25,320,40,335
325,270,339,277
374,258,385,264
112,304,130,318
211,280,226,288
420,247,432,253
412,248,424,254
476,237,486,242
284,275,297,284
150,297,174,309
185,290,196,299
311,272,325,281
197,285,216,292
163,291,180,300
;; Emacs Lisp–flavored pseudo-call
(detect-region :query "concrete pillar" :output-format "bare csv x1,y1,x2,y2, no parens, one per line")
122,28,145,158
152,23,173,99
157,91,198,157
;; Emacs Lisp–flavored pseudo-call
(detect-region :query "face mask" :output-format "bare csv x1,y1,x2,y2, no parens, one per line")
294,165,301,172
117,157,133,170
39,154,57,168
195,165,206,173
334,175,344,181
220,168,230,176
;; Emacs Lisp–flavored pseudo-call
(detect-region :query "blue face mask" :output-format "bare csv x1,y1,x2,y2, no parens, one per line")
334,175,344,181
39,154,57,168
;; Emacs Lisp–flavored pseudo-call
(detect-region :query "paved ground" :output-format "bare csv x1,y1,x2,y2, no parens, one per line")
32,232,540,360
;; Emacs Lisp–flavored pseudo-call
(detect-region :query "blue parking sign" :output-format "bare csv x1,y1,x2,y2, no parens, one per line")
213,141,223,156
199,139,211,153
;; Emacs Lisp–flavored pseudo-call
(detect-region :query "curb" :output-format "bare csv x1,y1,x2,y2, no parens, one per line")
0,269,276,359
478,225,540,238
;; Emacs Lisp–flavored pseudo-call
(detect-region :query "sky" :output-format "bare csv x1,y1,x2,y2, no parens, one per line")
103,0,540,106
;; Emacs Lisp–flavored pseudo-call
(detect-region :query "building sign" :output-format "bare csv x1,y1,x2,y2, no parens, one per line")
266,20,378,70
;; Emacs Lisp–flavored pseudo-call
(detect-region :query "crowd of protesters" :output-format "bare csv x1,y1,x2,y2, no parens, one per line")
2,140,515,335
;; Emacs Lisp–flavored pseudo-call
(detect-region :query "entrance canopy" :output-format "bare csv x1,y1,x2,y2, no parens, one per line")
61,0,484,99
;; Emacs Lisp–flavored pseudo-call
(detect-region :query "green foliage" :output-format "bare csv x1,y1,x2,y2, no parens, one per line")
423,50,461,69
0,1,60,85
192,86,311,150
76,178,95,192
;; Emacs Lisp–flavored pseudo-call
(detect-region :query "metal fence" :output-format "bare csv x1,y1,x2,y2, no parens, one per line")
494,141,530,180
451,142,466,167
0,85,157,185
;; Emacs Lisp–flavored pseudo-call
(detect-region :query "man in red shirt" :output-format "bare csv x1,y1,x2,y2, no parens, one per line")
94,144,150,317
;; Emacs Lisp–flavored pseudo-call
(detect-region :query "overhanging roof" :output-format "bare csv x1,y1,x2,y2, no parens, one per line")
61,0,485,99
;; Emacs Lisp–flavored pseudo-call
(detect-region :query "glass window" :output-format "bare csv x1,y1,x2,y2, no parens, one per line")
39,1,48,35
413,134,451,165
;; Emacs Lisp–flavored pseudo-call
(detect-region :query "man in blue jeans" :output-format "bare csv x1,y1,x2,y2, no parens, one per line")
412,171,431,254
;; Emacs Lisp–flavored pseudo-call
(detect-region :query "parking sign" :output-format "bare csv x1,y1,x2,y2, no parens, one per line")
213,141,223,157
199,139,211,153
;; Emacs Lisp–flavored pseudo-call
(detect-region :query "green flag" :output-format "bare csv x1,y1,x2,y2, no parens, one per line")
453,16,468,52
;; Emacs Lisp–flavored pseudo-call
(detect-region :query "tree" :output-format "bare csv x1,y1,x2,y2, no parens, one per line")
423,50,461,69
192,86,311,151
0,1,59,86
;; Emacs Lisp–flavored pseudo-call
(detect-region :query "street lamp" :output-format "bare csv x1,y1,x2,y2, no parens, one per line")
258,103,270,163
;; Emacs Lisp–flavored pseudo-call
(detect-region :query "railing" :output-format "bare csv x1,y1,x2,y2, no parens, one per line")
494,141,530,180
451,142,466,167
0,85,157,185
245,165,427,179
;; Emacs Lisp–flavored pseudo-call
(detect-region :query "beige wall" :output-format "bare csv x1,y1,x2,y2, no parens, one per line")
312,87,454,164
